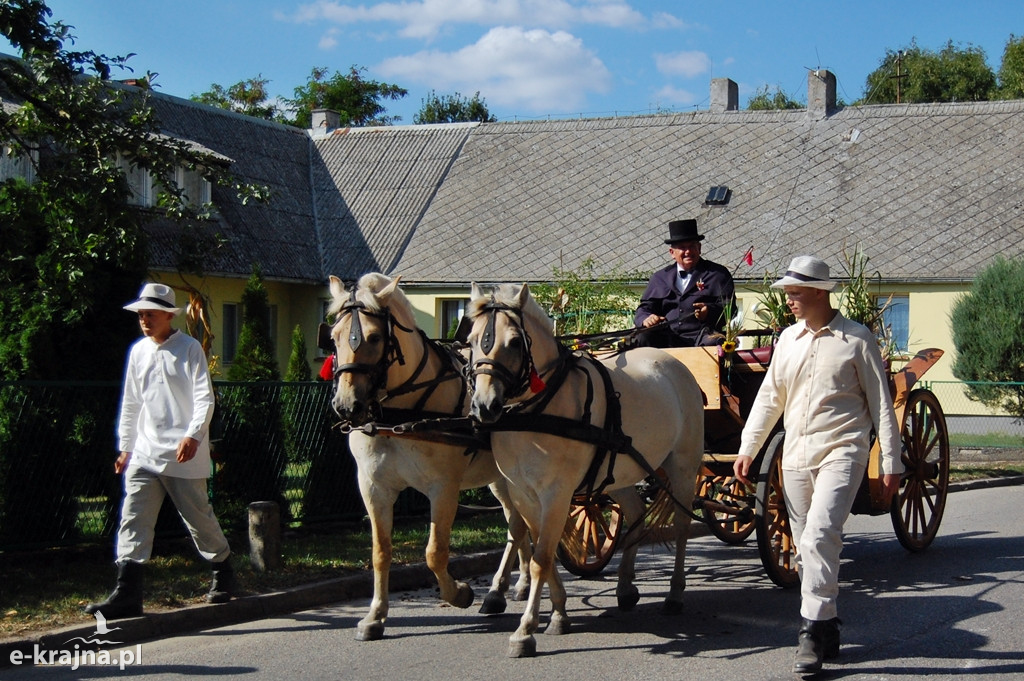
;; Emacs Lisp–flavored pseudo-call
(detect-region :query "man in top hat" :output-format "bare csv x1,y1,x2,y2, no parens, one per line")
634,219,736,347
732,256,904,675
86,283,235,619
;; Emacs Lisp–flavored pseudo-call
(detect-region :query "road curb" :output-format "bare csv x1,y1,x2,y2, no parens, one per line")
2,477,1020,667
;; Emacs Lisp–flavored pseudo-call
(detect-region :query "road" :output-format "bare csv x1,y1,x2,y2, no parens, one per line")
7,483,1024,680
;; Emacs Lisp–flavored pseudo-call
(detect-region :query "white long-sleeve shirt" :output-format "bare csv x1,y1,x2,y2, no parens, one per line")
117,330,215,478
738,312,904,475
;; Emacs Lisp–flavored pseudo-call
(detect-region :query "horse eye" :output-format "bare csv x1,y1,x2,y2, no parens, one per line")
508,336,524,350
367,333,384,345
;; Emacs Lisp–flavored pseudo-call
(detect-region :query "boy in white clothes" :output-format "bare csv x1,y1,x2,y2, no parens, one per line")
86,283,234,619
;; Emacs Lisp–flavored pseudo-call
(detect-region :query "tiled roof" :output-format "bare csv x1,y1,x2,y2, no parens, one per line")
392,100,1024,285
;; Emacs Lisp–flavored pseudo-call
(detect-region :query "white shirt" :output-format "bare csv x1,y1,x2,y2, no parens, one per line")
738,312,904,475
117,330,214,478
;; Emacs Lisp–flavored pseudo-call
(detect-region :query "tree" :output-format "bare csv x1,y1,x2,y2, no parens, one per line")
531,258,641,339
226,264,279,381
289,65,407,129
950,256,1024,420
191,75,282,121
996,34,1024,99
746,85,803,110
414,90,497,124
284,324,311,382
0,0,266,381
861,39,996,104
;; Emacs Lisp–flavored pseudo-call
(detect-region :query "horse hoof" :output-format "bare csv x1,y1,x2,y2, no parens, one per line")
617,587,641,612
661,599,684,616
510,584,530,602
507,636,537,658
479,590,508,615
355,621,385,641
545,614,570,636
451,583,474,609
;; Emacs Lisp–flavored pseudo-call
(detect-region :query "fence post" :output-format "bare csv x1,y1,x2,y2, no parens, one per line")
248,501,282,572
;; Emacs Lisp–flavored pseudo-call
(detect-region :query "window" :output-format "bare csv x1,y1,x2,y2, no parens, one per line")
176,166,212,206
222,303,242,363
0,145,36,183
879,295,909,353
439,299,468,339
117,153,153,206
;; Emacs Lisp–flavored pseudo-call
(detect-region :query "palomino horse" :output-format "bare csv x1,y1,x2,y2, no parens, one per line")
327,273,531,641
466,283,705,658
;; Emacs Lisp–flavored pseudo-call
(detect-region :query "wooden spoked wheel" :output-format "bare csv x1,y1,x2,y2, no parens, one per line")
557,496,623,577
696,469,756,544
891,389,950,552
755,432,799,588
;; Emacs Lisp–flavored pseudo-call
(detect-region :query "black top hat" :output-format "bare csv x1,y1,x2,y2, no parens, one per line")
664,219,704,244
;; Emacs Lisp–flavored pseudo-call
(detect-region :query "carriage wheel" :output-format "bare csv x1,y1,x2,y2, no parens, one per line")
696,470,756,544
557,497,623,577
755,432,799,588
891,389,950,552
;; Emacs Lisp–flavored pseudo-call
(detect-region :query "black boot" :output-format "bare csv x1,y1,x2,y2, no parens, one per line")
84,561,144,619
206,558,236,604
793,617,841,674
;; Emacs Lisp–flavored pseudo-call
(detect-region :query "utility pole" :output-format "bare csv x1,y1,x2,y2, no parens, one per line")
890,50,908,103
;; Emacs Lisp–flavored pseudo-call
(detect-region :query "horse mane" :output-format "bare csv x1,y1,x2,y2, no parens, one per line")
469,284,551,331
328,273,418,331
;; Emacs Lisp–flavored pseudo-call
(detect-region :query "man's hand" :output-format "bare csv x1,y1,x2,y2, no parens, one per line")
114,451,132,474
693,302,708,321
176,437,200,463
642,314,666,328
881,473,901,504
733,454,754,486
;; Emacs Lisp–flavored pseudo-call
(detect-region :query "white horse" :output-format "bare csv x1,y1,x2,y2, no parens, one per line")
465,283,705,658
327,273,531,641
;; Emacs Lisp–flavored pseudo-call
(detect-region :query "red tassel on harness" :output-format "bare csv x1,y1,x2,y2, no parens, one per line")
529,367,546,393
319,354,335,381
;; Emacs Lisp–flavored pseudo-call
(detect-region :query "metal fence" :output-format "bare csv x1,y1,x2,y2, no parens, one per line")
0,381,428,552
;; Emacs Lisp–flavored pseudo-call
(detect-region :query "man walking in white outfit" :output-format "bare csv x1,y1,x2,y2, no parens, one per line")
733,256,904,674
86,283,234,619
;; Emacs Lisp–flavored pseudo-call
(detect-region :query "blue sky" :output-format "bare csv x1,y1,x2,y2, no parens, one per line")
10,0,1024,124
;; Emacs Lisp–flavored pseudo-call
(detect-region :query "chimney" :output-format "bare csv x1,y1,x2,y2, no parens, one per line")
311,109,340,132
807,69,837,119
710,78,739,113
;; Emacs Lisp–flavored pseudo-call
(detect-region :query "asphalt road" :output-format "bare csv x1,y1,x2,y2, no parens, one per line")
6,482,1024,680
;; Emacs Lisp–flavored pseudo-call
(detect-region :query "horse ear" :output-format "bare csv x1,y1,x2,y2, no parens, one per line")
379,274,402,300
470,282,485,300
516,283,531,307
329,275,345,299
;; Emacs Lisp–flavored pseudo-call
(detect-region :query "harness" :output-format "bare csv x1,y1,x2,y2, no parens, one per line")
332,288,469,429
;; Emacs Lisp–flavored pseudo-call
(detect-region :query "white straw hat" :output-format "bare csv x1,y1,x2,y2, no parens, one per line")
771,255,838,291
123,283,182,314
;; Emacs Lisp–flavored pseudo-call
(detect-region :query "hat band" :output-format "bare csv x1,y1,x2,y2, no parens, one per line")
139,296,176,309
784,270,827,284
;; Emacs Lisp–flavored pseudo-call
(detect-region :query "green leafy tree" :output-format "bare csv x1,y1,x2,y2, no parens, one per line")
0,0,266,381
746,85,803,110
414,90,497,124
861,39,997,104
532,258,641,338
191,75,282,121
226,264,279,381
950,256,1024,419
996,34,1024,99
285,324,311,381
289,65,407,129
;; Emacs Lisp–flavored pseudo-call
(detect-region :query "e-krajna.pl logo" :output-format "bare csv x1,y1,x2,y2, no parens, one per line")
8,612,143,670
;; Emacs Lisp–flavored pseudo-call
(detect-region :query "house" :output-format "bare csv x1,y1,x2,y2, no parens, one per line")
129,69,1023,394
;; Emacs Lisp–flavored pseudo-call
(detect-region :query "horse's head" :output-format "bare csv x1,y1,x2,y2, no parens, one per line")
466,282,540,423
326,273,405,424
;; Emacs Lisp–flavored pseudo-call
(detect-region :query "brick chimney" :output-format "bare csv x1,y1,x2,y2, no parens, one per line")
710,78,739,113
807,69,837,119
311,109,341,132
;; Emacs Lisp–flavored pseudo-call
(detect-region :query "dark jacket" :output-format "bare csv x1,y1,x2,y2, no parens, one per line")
634,259,736,347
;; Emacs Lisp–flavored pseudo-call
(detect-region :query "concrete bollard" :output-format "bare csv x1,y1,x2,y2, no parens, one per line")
248,501,282,572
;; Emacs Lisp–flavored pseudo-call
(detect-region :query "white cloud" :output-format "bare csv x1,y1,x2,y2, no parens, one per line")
377,26,612,112
318,27,340,49
653,84,697,106
287,0,649,40
654,50,711,79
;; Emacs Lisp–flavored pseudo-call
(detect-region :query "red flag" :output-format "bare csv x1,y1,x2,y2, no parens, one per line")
742,248,754,266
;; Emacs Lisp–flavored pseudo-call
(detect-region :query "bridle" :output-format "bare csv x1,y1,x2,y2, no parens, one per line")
331,287,465,416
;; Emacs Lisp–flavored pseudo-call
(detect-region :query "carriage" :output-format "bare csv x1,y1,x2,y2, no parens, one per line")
556,338,951,588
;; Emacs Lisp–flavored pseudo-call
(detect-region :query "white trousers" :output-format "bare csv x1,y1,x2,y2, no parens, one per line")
783,457,865,621
116,466,231,564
